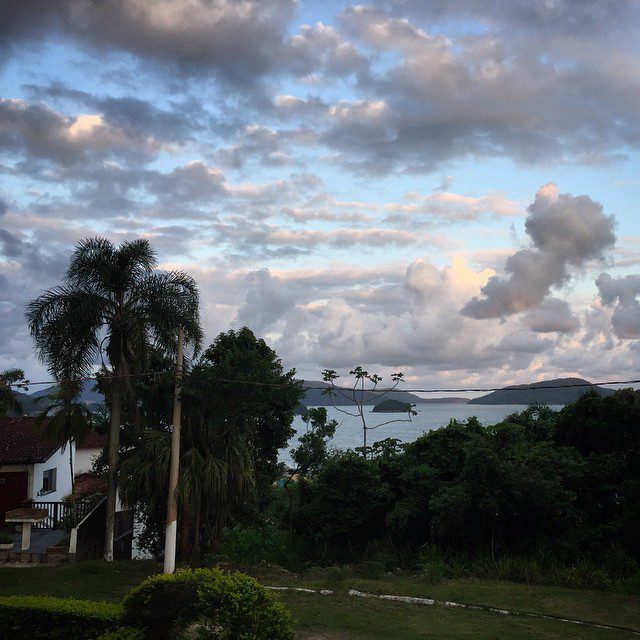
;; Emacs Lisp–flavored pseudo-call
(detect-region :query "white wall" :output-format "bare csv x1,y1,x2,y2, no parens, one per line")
74,447,101,475
32,442,75,502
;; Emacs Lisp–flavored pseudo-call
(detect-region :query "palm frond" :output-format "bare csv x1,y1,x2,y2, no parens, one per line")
26,287,108,378
116,239,157,291
137,270,203,356
67,237,117,295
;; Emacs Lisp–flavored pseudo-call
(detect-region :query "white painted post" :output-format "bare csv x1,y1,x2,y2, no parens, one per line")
164,327,184,574
21,522,31,551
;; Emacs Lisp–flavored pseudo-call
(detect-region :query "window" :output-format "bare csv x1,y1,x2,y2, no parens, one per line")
41,468,57,494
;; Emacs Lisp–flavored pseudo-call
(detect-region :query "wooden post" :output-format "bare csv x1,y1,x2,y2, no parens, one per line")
164,327,184,574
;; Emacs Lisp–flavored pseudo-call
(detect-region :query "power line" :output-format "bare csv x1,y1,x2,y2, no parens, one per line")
7,372,640,395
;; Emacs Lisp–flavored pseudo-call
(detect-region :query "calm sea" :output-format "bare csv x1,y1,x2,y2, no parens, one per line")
279,403,563,465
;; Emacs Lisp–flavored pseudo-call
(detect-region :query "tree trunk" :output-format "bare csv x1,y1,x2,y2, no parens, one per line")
164,326,184,573
69,442,74,495
104,375,121,561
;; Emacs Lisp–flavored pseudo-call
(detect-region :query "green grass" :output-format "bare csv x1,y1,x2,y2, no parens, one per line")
1,561,639,639
250,568,640,632
280,591,635,640
0,561,158,602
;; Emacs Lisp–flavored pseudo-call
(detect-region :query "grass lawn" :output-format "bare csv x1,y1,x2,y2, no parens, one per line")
1,561,638,639
251,566,640,633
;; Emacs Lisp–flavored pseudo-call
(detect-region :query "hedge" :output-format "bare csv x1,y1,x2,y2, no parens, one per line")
122,568,294,640
96,628,144,640
0,595,121,640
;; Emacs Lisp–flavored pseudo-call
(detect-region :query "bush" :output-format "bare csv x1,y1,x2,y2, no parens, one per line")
305,565,352,587
0,531,13,545
0,595,121,640
97,629,145,640
218,524,306,570
355,560,386,579
122,568,293,640
420,560,450,584
417,545,451,584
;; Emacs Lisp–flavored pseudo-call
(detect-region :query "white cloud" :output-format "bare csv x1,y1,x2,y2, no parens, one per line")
463,184,616,318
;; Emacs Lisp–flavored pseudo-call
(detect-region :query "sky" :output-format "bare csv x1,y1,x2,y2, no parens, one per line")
1,0,640,390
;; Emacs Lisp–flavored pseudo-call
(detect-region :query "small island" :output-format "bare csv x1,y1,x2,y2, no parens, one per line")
372,399,413,413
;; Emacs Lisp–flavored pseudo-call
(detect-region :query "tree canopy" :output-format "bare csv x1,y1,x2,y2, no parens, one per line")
26,237,202,560
119,327,303,562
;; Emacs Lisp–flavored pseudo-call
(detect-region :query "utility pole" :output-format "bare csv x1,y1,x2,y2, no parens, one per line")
164,326,184,573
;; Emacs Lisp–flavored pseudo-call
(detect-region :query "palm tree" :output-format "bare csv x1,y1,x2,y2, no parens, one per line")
0,368,27,417
26,237,202,561
119,407,253,564
34,380,93,495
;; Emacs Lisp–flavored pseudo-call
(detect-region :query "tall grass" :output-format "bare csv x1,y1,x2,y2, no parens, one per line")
417,544,640,594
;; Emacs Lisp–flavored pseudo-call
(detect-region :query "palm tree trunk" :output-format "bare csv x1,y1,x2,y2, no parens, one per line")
69,442,74,495
104,376,121,561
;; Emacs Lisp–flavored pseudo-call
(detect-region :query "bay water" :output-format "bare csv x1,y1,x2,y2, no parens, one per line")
279,403,563,465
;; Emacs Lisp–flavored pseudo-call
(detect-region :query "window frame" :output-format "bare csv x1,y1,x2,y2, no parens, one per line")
41,467,57,495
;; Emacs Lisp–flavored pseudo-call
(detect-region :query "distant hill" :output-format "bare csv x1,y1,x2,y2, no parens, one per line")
301,380,426,407
419,397,469,404
11,380,105,416
468,378,616,405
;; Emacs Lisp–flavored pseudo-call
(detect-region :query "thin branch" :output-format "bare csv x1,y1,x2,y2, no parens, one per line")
367,416,415,430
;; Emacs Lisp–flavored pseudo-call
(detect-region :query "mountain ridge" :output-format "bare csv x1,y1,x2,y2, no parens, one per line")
468,377,616,405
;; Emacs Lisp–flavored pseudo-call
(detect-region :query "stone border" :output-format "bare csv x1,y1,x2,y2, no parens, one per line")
266,585,640,636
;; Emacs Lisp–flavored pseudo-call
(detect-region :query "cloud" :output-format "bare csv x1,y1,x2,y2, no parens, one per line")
234,268,297,333
24,83,199,143
0,99,164,166
596,272,640,339
213,125,309,170
462,184,615,318
6,2,640,177
296,4,640,174
523,298,580,334
384,190,520,223
376,1,634,35
284,22,368,78
1,0,296,84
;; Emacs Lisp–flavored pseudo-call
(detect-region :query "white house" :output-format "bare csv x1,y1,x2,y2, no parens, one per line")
1,417,144,560
0,417,75,524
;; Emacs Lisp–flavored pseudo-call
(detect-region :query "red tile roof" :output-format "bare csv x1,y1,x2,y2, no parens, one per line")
73,472,107,498
77,430,107,450
0,416,59,464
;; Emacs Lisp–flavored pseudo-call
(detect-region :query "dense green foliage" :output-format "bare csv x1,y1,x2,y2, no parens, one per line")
96,630,144,640
122,568,293,640
0,367,26,417
275,390,640,587
0,568,292,640
26,237,202,561
0,595,121,640
118,328,303,561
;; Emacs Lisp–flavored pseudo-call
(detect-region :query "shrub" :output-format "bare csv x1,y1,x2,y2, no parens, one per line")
417,545,451,584
304,565,352,588
355,560,386,579
217,524,306,570
420,560,450,584
0,595,121,640
122,568,293,640
96,629,145,640
0,531,13,545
